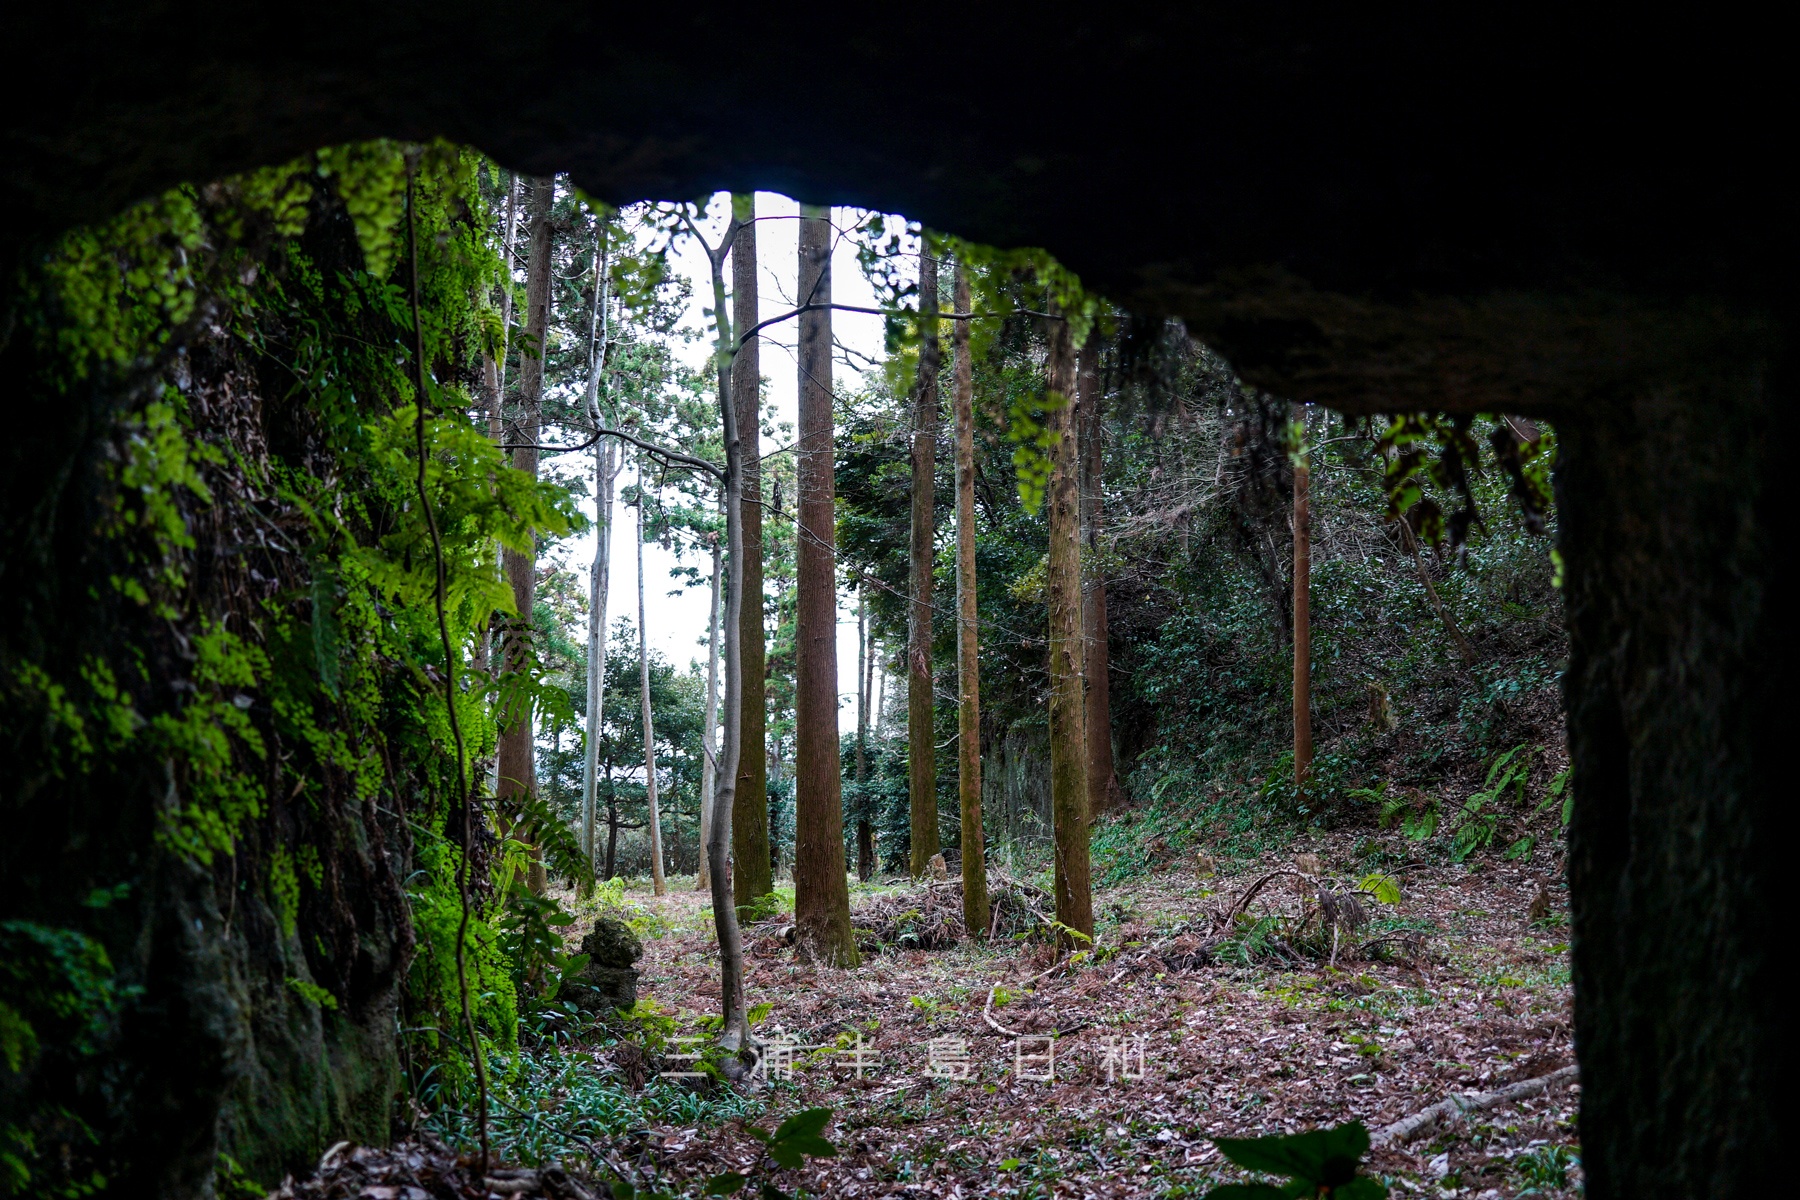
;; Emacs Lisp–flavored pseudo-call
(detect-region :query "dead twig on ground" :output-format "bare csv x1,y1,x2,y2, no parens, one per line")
1371,1065,1580,1148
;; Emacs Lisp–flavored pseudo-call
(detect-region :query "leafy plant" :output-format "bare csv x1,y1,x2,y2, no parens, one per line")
496,881,590,1010
1358,874,1402,906
1402,799,1439,842
1513,1143,1577,1193
1506,764,1573,859
1204,1121,1386,1199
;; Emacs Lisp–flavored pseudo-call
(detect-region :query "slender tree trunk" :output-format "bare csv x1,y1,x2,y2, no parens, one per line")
908,242,942,877
581,222,612,875
476,346,500,684
952,262,991,937
499,174,553,896
855,584,874,882
876,639,887,730
477,174,518,684
790,204,859,966
701,212,751,1052
730,194,773,910
638,469,666,895
496,171,520,405
1045,304,1093,947
1077,337,1118,816
697,532,722,891
605,793,618,881
1292,409,1313,791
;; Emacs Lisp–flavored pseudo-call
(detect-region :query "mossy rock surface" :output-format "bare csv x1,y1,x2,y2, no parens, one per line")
559,918,643,1013
579,916,643,969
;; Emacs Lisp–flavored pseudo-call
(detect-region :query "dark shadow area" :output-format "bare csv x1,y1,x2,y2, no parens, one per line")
0,9,1781,1197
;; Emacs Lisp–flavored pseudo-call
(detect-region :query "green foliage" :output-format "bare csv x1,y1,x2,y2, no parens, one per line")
214,1152,267,1199
496,881,589,1012
1513,1143,1578,1193
420,1039,756,1174
0,924,132,1196
284,978,338,1011
406,835,519,1071
1205,1122,1386,1199
0,923,129,1074
1358,873,1402,906
315,141,409,277
745,1107,839,1170
1507,765,1572,859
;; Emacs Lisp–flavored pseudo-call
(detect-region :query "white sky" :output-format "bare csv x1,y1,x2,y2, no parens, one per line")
556,193,917,738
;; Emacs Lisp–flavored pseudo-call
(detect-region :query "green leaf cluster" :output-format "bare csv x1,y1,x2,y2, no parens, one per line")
1206,1121,1386,1199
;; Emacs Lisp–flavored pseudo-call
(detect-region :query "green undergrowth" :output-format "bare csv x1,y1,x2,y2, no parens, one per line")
421,1034,759,1172
2,139,583,1193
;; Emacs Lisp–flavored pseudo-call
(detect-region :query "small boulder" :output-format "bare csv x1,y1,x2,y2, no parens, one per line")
560,915,645,1014
581,915,644,968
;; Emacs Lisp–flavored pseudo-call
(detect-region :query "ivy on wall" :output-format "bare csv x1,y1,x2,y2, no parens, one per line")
1,141,573,1194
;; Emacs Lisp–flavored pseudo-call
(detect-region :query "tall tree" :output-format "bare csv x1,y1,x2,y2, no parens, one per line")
581,221,615,873
696,529,722,891
1045,304,1093,946
1291,406,1313,790
730,193,774,910
908,242,942,876
693,206,752,1052
952,261,990,936
499,174,554,896
855,583,874,881
637,462,667,894
791,203,859,965
1078,337,1118,815
475,170,519,679
646,200,758,1048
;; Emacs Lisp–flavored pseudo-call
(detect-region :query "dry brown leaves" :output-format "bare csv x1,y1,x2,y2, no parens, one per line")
272,829,1578,1199
611,829,1579,1198
264,1138,604,1200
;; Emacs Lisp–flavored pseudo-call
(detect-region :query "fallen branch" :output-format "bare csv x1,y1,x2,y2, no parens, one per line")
1371,1065,1579,1148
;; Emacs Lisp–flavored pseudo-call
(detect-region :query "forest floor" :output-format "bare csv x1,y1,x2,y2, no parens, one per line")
577,829,1580,1200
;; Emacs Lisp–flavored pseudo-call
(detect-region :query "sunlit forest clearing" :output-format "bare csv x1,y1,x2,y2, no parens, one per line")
0,141,1615,1200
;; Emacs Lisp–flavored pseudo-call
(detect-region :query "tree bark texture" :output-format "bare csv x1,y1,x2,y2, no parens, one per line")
952,262,990,937
908,244,941,876
730,193,772,909
1044,306,1093,946
637,473,665,895
855,585,874,881
1077,337,1116,816
1559,365,1777,1198
581,226,612,872
699,209,751,1051
1291,415,1312,790
697,534,721,891
499,174,553,895
583,438,614,871
791,204,858,966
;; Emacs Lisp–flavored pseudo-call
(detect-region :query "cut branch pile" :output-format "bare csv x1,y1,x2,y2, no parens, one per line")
1100,868,1422,978
848,871,1055,951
